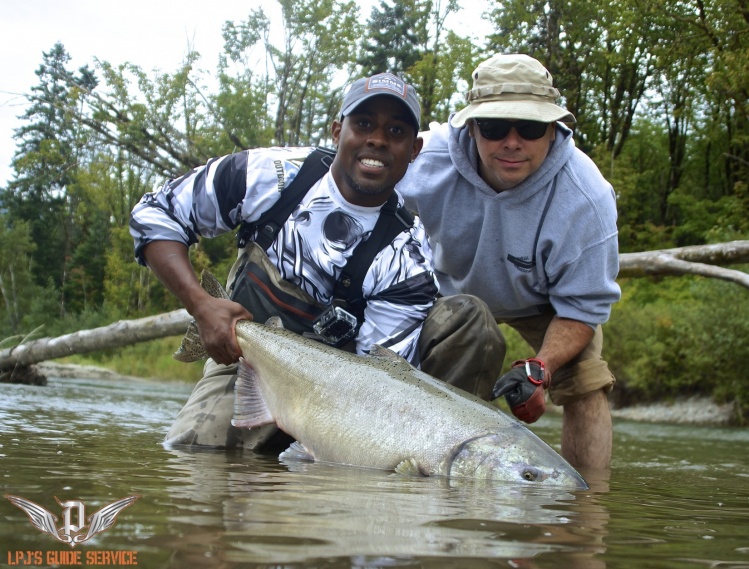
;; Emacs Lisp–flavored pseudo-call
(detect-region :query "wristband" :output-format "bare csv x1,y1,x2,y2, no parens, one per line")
512,358,549,388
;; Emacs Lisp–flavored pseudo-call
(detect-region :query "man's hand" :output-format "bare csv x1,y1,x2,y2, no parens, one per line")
491,358,550,423
192,296,253,365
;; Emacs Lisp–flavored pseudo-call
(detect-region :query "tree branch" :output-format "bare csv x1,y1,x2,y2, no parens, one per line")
618,240,749,288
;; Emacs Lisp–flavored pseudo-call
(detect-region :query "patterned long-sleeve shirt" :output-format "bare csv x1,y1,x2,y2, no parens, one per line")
130,146,437,365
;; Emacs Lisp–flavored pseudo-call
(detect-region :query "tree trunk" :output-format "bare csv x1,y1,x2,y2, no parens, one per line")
618,240,749,287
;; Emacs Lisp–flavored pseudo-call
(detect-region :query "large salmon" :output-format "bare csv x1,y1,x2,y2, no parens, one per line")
178,272,588,488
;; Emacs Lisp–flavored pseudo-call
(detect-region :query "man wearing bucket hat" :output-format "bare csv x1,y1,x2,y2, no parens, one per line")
399,54,621,469
130,72,473,450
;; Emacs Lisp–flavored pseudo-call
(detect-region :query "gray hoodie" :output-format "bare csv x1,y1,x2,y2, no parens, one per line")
398,120,621,327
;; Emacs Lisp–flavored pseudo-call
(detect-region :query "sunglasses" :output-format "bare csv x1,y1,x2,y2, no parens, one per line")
474,119,550,141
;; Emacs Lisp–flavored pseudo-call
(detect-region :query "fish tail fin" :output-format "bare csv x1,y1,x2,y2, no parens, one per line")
199,270,230,300
172,271,230,362
172,320,204,362
232,357,276,428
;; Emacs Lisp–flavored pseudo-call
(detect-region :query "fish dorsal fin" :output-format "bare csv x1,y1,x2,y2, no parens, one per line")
394,458,427,476
264,316,284,329
231,358,275,428
279,441,315,462
369,344,409,365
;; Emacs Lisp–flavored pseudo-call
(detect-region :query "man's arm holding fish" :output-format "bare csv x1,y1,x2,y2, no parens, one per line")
142,240,251,365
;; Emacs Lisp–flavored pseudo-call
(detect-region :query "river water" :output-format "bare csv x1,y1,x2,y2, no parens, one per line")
1,374,748,569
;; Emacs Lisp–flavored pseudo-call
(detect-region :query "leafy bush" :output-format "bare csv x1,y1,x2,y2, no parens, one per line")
65,337,203,383
603,276,749,422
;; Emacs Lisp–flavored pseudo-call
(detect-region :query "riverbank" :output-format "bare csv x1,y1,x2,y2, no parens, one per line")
609,397,736,426
37,361,150,382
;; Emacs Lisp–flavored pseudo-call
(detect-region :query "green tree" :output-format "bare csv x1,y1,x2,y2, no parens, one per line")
3,43,97,317
79,53,212,178
358,0,476,125
212,61,275,152
638,0,749,241
359,0,428,76
485,0,655,155
409,29,479,123
223,0,362,147
0,216,36,335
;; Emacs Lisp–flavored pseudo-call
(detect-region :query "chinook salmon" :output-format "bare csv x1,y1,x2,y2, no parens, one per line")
178,272,588,488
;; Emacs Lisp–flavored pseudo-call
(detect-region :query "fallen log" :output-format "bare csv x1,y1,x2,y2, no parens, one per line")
0,309,191,380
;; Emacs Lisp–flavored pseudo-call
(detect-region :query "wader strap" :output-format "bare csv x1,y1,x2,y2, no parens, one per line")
236,147,336,249
333,192,414,320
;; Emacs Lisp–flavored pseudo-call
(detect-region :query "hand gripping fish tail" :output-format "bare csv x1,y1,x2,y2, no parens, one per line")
172,271,230,363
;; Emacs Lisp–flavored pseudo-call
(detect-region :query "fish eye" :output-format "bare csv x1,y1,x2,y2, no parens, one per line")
522,468,539,481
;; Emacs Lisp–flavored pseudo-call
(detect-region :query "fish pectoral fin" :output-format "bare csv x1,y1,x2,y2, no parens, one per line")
279,441,315,462
231,358,276,428
394,458,428,477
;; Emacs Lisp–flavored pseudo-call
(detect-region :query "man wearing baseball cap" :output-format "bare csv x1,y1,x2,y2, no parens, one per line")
131,72,477,451
399,54,621,470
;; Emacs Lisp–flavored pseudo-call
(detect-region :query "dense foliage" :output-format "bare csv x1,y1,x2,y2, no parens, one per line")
1,0,747,418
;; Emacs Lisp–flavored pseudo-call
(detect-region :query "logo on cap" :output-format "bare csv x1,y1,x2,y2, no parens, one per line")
366,75,407,98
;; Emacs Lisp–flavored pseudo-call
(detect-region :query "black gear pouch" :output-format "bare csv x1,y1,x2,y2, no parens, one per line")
226,243,357,350
227,243,325,336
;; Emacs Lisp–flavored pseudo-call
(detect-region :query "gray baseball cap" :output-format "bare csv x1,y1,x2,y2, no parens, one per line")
451,53,576,128
340,73,421,131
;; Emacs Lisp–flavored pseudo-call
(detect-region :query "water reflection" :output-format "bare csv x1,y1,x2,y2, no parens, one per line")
2,376,748,568
156,446,607,565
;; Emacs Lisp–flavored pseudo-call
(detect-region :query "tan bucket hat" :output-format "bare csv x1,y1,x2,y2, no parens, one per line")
451,53,576,128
